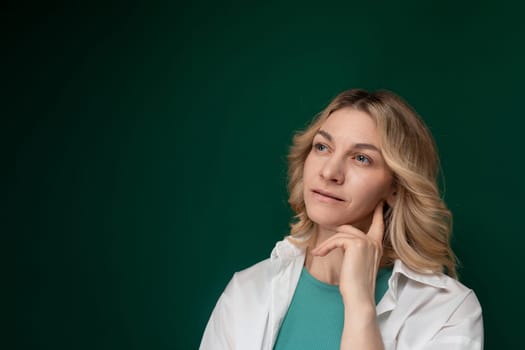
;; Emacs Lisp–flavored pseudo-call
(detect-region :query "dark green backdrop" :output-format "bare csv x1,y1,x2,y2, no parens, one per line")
8,1,524,349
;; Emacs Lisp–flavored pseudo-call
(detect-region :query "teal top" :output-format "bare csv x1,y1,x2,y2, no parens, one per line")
273,266,393,350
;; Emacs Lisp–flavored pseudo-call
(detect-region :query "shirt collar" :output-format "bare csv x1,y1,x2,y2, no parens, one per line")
391,259,449,290
376,260,451,315
271,237,451,290
270,237,304,263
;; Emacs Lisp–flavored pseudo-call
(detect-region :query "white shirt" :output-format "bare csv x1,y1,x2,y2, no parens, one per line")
200,238,483,350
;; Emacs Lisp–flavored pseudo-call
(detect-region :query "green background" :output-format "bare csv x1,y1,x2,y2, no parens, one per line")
8,1,524,349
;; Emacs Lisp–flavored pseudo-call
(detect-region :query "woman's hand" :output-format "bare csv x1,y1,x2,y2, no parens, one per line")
311,202,386,350
311,201,385,307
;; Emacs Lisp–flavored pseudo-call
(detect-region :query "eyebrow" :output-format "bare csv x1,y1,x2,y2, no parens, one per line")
315,129,381,153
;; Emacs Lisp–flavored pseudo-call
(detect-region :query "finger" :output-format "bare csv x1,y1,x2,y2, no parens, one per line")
311,238,344,256
311,236,358,256
334,224,366,237
367,201,385,243
311,230,366,256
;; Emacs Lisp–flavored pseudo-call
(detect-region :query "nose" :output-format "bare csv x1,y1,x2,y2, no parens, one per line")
320,155,345,184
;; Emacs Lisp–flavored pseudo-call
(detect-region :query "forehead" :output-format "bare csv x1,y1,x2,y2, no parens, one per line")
318,108,379,144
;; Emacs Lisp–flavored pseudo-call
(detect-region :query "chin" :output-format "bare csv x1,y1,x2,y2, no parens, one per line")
306,211,349,229
307,209,371,231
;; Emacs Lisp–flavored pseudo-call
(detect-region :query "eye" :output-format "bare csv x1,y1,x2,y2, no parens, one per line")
313,143,328,152
355,154,371,164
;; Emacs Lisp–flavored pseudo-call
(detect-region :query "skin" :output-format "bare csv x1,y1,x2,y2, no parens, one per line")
302,107,396,350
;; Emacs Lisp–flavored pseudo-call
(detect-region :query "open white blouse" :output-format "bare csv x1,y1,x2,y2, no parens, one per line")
200,238,483,350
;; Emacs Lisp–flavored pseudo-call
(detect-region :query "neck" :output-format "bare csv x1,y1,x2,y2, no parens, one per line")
304,225,345,285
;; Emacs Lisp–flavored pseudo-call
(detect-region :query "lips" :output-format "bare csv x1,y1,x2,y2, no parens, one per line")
312,189,344,201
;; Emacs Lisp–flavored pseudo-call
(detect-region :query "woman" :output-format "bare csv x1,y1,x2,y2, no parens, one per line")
200,89,483,349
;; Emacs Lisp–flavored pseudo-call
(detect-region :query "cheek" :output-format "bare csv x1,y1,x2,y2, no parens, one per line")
354,174,392,201
302,153,315,180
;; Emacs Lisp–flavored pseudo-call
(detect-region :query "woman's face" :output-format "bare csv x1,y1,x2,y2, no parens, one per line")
303,107,395,232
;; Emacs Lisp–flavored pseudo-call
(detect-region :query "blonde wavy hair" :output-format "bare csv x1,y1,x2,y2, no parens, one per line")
287,89,457,278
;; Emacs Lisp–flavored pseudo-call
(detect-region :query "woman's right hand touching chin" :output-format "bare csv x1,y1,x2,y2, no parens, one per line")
312,201,386,350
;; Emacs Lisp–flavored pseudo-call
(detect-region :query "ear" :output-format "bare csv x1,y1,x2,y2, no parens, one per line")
385,184,398,208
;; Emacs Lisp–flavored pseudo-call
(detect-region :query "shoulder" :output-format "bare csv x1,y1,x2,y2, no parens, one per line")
200,257,275,350
395,259,480,304
223,237,305,300
393,259,482,314
384,260,483,348
200,238,305,349
223,258,274,302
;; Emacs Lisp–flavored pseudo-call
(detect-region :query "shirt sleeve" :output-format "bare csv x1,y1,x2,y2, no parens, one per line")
199,279,235,350
414,291,484,350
